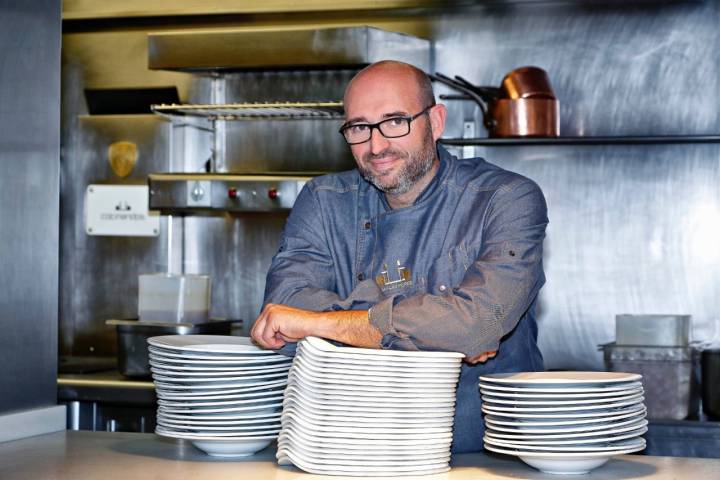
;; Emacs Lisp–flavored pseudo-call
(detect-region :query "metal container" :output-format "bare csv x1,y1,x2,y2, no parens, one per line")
615,314,691,347
601,342,698,420
106,319,238,377
701,348,720,418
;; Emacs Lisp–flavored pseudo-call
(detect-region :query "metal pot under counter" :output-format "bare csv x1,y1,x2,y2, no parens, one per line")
1,430,719,480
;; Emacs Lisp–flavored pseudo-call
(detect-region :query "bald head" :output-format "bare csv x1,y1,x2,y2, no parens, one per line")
344,60,436,113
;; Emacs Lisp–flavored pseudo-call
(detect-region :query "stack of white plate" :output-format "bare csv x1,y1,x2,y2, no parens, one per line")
147,335,292,457
277,336,464,476
479,372,647,475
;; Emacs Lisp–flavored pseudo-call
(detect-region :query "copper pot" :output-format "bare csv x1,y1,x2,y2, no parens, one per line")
499,66,556,100
489,98,559,138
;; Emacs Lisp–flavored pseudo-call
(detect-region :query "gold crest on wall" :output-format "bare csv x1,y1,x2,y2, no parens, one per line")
108,141,138,178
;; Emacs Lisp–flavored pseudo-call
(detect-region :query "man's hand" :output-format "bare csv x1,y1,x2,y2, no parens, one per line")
251,303,320,349
466,350,497,364
250,303,382,350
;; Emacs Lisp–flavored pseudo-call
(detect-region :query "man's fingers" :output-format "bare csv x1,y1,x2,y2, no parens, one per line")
466,350,498,364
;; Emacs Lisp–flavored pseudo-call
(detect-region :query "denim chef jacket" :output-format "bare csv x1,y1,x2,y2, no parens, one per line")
264,145,548,452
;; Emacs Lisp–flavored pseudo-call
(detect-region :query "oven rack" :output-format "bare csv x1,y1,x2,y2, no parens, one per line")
151,101,344,120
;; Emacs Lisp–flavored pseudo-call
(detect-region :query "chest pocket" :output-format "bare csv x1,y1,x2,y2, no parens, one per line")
426,243,476,295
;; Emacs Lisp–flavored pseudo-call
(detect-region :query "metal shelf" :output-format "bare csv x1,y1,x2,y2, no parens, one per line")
440,135,720,146
151,101,344,121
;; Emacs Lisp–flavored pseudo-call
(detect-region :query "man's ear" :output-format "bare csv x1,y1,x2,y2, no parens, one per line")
429,104,447,141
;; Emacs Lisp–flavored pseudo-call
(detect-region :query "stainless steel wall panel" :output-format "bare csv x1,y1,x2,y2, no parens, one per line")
466,143,720,370
59,116,170,356
183,215,289,328
434,1,720,138
0,0,61,413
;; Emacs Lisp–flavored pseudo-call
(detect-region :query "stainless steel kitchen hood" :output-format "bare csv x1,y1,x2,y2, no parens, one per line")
148,26,430,72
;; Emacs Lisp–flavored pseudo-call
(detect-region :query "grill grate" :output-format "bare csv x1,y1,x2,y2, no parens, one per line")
151,101,344,120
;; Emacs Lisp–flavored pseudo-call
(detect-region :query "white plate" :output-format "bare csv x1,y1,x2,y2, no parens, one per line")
277,445,450,466
157,413,280,425
294,353,461,379
156,425,278,440
278,431,450,456
281,405,454,426
148,335,278,354
148,347,291,364
288,367,458,391
277,450,449,476
156,386,285,401
281,411,451,436
151,371,289,384
149,359,292,372
157,395,284,408
159,410,282,421
482,391,643,406
479,371,641,386
277,439,450,462
478,381,644,394
154,378,287,392
280,423,453,447
481,396,644,413
480,386,643,399
158,402,282,414
479,381,644,395
485,406,646,427
283,382,454,401
150,364,291,376
158,417,280,429
283,392,456,417
158,424,281,436
485,416,647,435
292,364,460,389
296,344,462,373
485,427,647,446
484,436,646,452
284,384,455,408
481,402,645,419
302,336,464,360
278,428,451,457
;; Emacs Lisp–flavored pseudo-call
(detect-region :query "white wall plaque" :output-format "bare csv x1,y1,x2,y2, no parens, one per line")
85,184,160,237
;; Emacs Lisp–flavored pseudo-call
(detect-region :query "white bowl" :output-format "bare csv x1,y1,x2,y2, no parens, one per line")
190,438,274,457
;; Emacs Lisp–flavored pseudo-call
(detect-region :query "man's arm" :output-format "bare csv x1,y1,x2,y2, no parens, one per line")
368,178,548,359
251,304,381,349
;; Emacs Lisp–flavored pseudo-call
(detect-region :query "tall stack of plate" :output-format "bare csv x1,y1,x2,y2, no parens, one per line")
479,372,647,475
278,336,464,476
147,335,292,457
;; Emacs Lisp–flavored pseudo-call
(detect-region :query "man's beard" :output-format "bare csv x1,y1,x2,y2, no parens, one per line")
357,129,436,195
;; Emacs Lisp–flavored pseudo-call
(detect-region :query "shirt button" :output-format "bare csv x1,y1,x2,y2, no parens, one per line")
439,284,447,292
364,221,371,229
357,273,364,281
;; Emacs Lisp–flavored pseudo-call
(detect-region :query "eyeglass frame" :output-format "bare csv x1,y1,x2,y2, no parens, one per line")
338,105,434,145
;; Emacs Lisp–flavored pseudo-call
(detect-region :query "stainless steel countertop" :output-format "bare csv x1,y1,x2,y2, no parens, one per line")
0,430,718,480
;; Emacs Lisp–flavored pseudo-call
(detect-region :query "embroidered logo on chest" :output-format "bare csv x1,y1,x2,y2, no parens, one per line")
375,260,413,292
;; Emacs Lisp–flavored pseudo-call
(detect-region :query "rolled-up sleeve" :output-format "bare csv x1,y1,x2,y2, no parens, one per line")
369,179,548,357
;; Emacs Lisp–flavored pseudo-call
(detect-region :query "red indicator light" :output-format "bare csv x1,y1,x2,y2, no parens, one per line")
228,187,238,199
268,188,279,200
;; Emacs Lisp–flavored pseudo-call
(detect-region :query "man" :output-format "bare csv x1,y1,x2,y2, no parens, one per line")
251,60,547,452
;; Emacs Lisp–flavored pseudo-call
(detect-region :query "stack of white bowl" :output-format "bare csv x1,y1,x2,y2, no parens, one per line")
479,372,647,475
147,335,292,457
277,336,464,476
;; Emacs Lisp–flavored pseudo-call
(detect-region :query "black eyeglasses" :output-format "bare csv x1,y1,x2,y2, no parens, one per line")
339,106,433,145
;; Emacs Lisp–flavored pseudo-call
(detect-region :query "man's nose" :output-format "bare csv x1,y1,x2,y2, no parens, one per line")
369,127,390,155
